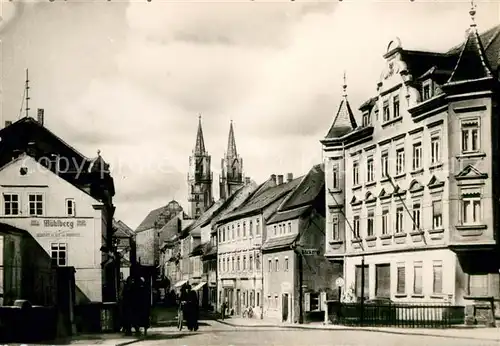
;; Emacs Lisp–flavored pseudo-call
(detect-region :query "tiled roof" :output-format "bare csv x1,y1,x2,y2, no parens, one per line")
135,200,183,233
447,27,493,84
219,177,302,222
190,243,205,256
113,219,134,238
262,234,298,252
267,206,312,225
279,164,324,212
185,199,225,236
203,242,217,258
324,98,358,139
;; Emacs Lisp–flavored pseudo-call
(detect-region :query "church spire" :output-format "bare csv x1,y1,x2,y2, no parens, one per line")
227,120,238,158
194,114,206,155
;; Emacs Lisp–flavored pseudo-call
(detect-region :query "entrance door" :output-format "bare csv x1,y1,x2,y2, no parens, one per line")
236,289,241,315
282,294,289,322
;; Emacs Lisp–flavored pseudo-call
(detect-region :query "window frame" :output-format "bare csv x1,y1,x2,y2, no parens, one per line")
381,151,389,178
3,193,20,216
366,157,374,182
396,148,405,175
353,161,360,186
367,211,374,237
412,142,422,171
393,95,400,118
432,261,443,294
332,216,340,240
353,215,360,239
461,195,482,225
396,263,406,295
461,120,480,153
413,261,423,295
28,193,44,216
430,134,441,165
381,209,389,235
51,242,68,266
396,206,404,233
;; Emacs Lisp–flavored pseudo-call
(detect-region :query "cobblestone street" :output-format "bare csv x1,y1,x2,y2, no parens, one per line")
130,320,500,346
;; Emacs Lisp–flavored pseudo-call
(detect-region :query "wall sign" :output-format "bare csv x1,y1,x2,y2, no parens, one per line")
30,218,88,238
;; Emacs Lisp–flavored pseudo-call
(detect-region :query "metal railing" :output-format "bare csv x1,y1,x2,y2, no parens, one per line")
328,301,465,328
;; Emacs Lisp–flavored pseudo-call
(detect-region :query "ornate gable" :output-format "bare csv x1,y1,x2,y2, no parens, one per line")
428,175,445,189
393,184,406,196
365,191,377,203
379,188,391,201
455,164,488,180
409,179,425,193
350,195,362,206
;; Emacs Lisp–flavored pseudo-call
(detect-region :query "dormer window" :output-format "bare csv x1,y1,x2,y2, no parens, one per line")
383,100,390,122
422,80,432,101
362,111,371,127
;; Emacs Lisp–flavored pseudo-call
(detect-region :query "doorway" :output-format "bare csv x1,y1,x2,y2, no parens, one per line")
282,293,289,322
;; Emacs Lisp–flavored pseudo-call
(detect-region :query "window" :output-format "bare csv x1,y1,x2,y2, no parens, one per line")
274,225,277,236
332,164,339,189
353,162,359,186
396,263,406,294
249,255,253,270
275,258,279,272
367,211,374,237
332,216,339,240
355,265,369,300
257,292,260,306
232,257,235,271
433,261,443,294
237,256,241,271
243,256,246,270
413,262,423,295
223,227,226,242
279,224,283,234
219,229,223,243
412,203,421,231
284,257,289,271
268,259,272,272
232,225,235,239
51,243,67,266
256,219,260,235
468,274,489,296
237,224,241,238
28,194,44,216
256,253,261,270
382,209,389,235
412,143,422,171
462,196,481,225
396,148,405,175
422,83,431,101
383,100,390,122
362,112,371,127
381,152,389,178
288,222,291,233
249,221,253,237
353,216,360,238
396,207,404,233
393,95,400,118
243,222,246,237
430,135,441,164
375,264,391,298
367,158,374,182
3,194,19,216
432,200,443,229
461,122,479,153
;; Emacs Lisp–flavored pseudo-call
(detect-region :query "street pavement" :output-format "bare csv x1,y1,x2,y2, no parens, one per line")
129,320,500,346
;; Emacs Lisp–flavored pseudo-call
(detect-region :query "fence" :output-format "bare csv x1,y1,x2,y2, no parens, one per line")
328,301,465,328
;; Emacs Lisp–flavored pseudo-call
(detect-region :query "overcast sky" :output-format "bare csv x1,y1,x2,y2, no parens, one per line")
1,0,499,229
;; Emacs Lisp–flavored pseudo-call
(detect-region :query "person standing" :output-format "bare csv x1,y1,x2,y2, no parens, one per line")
188,288,199,331
121,276,135,336
221,297,228,320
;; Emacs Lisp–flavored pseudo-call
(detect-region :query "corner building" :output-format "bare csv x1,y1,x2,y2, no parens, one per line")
322,19,500,314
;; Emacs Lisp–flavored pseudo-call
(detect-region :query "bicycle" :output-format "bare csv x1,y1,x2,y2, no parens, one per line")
177,301,186,331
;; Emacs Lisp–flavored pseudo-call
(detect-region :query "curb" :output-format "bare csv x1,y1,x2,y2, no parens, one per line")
115,338,142,346
214,319,500,342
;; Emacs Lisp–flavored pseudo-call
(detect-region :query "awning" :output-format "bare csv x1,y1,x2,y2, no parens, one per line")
192,282,207,291
173,280,188,288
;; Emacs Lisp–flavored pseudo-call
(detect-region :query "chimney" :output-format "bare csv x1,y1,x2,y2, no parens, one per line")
4,121,12,127
37,108,45,126
270,174,277,184
27,142,36,157
245,177,251,185
277,175,284,185
286,173,293,183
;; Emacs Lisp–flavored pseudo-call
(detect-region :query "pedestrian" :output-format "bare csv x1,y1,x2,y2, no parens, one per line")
135,277,151,336
221,297,228,320
121,276,135,336
188,288,199,331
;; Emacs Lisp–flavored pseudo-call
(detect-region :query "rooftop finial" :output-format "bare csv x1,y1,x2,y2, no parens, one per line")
198,113,202,121
25,69,30,118
97,149,101,156
469,0,477,28
342,71,347,98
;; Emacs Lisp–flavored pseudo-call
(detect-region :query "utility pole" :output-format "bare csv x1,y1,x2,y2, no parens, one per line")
329,191,366,325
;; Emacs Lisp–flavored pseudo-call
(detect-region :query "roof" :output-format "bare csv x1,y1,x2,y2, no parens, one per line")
278,164,324,212
194,116,206,155
324,97,358,139
113,219,134,238
261,234,298,252
202,242,217,258
219,176,302,223
158,212,185,243
190,243,205,256
135,200,184,233
182,199,225,238
447,27,493,84
267,205,312,225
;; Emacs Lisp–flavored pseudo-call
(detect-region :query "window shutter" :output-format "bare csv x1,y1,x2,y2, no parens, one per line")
304,292,311,312
432,262,443,294
375,264,391,298
433,201,442,216
397,266,405,294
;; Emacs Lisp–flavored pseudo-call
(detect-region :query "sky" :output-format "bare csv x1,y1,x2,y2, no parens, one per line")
1,0,499,229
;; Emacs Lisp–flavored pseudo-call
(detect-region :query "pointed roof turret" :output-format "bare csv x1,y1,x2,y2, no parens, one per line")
447,1,493,84
194,114,206,155
226,120,238,158
324,72,358,139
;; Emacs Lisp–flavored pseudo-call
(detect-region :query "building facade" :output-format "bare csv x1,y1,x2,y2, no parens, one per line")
322,16,500,318
216,175,301,318
262,165,339,324
188,116,213,219
219,121,245,200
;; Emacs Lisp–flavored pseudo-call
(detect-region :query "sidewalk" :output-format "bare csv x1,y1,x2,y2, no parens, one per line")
27,333,140,346
216,317,500,342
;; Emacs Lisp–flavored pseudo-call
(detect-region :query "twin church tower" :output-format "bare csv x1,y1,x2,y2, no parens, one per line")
187,116,245,219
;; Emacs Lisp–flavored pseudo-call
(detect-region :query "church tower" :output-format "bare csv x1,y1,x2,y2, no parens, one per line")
188,116,213,219
219,121,244,200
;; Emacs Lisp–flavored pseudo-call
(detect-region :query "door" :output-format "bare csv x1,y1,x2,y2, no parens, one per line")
282,294,289,322
236,290,241,315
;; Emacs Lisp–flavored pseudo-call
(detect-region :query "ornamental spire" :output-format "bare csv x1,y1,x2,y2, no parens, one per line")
227,120,237,159
194,114,206,155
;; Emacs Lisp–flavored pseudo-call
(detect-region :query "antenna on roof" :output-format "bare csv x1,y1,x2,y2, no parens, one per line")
25,69,30,118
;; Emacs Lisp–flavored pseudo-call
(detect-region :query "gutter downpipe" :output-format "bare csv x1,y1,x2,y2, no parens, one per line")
260,211,264,320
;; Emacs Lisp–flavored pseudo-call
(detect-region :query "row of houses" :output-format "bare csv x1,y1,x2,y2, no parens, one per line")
137,11,500,325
